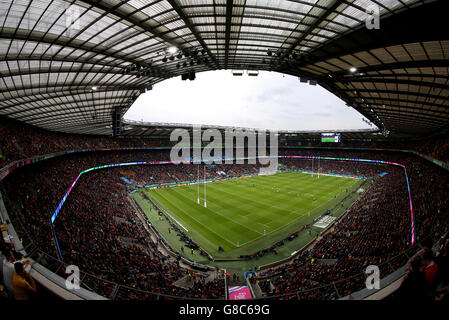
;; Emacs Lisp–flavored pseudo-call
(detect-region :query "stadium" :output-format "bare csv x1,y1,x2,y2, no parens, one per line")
0,0,448,306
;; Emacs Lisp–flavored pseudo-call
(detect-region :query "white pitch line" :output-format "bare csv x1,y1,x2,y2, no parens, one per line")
153,190,237,247
170,186,264,236
237,179,363,248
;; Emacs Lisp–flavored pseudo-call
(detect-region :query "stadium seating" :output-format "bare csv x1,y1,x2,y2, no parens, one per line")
1,119,448,300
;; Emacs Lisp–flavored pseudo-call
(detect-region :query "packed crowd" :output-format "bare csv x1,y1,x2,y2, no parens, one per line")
392,236,449,301
412,133,449,163
0,118,448,300
1,239,37,300
1,118,449,171
252,150,449,299
0,117,170,169
2,150,237,299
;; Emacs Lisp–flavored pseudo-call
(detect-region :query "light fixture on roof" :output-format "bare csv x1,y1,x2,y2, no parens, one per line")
91,86,97,90
349,67,357,73
247,70,259,76
168,46,178,54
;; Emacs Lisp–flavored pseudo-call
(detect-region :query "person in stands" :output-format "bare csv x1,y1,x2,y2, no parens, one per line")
394,256,427,300
12,262,37,300
406,238,434,271
422,250,439,293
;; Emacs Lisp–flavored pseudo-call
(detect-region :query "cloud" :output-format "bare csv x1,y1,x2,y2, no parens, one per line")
124,70,373,131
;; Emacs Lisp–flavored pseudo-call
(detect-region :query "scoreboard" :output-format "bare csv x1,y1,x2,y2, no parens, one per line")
321,133,341,143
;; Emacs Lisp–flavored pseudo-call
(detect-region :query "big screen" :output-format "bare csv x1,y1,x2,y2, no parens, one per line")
321,133,341,143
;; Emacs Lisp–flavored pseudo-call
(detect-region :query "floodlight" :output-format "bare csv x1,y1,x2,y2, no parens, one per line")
168,46,178,54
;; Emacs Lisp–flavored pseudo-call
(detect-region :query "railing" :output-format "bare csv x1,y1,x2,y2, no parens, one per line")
23,242,226,301
253,228,448,300
1,149,447,300
1,187,225,300
6,191,446,301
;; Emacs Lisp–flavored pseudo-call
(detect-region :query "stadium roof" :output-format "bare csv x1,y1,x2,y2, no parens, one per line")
0,0,447,137
120,119,380,140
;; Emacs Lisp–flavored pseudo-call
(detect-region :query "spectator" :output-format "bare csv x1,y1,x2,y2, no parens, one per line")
1,120,448,299
435,238,449,293
394,257,427,300
422,251,438,291
406,238,434,272
12,262,37,300
1,248,15,297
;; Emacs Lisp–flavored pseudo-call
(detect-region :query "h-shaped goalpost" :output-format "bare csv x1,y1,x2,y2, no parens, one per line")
196,163,207,208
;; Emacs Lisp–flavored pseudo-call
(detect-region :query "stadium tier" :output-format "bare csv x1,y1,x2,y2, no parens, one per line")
1,118,448,301
1,0,449,309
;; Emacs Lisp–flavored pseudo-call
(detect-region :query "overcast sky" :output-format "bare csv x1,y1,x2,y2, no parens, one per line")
124,70,374,131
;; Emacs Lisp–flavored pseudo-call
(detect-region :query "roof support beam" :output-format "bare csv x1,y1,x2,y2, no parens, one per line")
166,0,217,67
339,78,449,92
0,28,138,65
18,105,119,124
0,87,138,105
3,95,131,116
364,97,449,111
332,60,449,77
300,1,448,66
79,0,182,49
343,88,448,103
286,0,345,53
0,83,139,95
224,0,234,69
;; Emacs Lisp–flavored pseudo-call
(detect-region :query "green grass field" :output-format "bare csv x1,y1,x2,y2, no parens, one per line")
132,171,363,260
